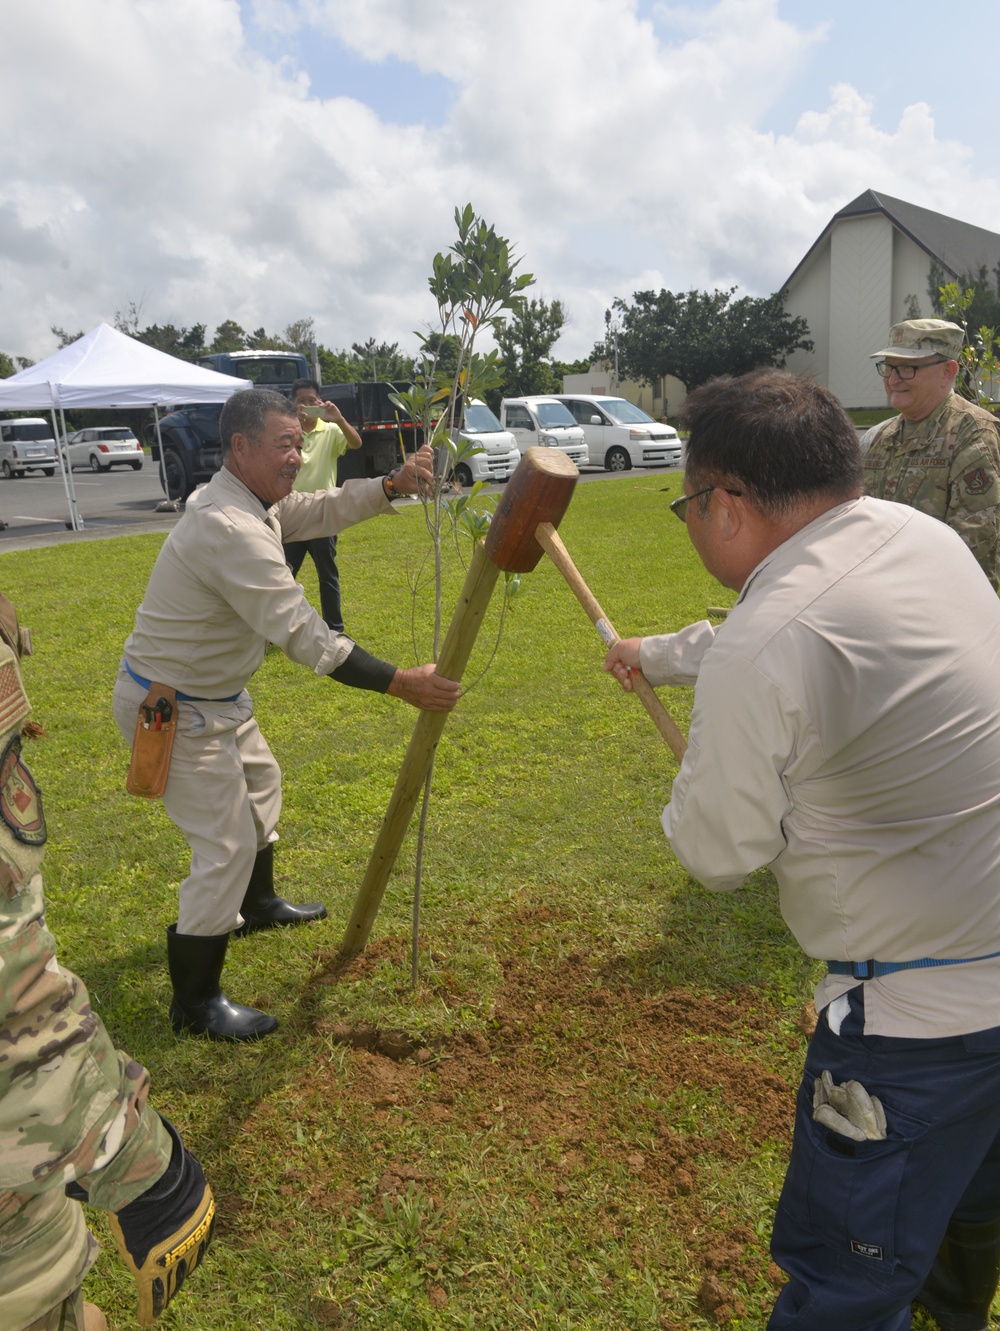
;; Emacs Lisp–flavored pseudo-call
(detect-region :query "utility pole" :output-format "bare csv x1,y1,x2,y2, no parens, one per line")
604,309,621,394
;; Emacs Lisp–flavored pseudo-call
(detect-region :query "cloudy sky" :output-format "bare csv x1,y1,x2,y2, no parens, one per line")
1,0,995,365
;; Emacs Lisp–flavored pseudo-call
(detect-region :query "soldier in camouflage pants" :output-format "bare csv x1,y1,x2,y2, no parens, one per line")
863,318,1000,590
0,598,213,1329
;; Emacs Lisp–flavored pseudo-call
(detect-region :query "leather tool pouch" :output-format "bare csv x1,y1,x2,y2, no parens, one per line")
126,685,177,799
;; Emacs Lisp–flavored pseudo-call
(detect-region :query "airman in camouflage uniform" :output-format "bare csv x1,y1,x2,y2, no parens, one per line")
0,596,213,1330
863,319,1000,589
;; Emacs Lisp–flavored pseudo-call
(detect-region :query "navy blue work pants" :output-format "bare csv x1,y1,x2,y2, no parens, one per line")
768,984,1000,1329
283,535,343,633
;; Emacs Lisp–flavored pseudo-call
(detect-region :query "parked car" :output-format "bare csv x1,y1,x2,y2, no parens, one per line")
499,397,589,467
450,401,520,487
0,419,57,477
65,426,144,472
553,395,682,471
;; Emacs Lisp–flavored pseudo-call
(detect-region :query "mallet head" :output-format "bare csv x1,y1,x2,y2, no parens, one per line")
484,447,579,572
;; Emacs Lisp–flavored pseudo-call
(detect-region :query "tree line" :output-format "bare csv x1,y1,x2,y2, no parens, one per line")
592,287,812,393
0,284,815,406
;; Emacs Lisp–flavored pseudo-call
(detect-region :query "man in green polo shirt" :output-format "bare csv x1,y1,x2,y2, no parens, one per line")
283,377,363,630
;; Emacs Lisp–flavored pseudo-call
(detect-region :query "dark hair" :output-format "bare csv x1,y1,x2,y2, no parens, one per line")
219,388,296,458
290,377,320,399
682,369,862,515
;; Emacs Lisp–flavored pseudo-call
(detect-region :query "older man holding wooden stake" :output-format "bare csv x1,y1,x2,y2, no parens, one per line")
114,388,458,1044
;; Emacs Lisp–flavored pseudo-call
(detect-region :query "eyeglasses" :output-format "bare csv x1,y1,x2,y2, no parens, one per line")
669,485,743,522
875,358,947,381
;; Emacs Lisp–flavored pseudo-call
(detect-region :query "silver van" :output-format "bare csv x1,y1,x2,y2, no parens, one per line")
554,395,682,471
0,418,57,477
500,397,589,467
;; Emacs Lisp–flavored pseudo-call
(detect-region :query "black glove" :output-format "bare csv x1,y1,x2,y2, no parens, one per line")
107,1116,216,1325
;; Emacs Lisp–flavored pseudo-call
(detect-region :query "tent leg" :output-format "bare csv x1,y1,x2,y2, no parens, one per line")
53,405,83,531
153,407,169,499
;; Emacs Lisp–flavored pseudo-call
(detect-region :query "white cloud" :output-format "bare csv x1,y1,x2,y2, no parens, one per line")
0,0,995,364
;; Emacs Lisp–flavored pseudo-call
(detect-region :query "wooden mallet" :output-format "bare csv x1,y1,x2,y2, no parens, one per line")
484,447,687,762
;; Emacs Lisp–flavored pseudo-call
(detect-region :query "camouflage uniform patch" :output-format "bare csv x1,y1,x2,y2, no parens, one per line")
0,734,45,846
964,466,992,496
862,393,1000,590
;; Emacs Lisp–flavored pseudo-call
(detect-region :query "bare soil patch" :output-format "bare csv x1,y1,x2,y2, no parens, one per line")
244,927,802,1325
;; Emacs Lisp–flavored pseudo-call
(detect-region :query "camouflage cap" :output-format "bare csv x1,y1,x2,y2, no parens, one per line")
870,319,965,361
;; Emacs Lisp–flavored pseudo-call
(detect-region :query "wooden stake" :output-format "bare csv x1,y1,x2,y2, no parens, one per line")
339,541,500,957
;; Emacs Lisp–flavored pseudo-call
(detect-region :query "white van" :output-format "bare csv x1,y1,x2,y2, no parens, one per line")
554,395,682,472
500,397,588,467
451,400,520,487
0,419,57,478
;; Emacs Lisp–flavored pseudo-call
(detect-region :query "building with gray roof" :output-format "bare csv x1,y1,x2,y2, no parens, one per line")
783,190,1000,408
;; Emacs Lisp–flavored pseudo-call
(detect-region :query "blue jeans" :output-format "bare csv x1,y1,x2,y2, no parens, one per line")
283,535,343,633
768,985,1000,1329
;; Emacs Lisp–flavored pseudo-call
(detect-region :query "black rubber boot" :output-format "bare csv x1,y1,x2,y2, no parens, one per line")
232,843,327,937
914,1216,1000,1331
166,924,278,1041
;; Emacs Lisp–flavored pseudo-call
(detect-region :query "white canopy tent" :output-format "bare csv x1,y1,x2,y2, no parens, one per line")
0,324,251,530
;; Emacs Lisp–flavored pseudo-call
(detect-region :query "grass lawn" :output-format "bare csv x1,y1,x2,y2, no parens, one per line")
0,475,940,1330
845,407,896,428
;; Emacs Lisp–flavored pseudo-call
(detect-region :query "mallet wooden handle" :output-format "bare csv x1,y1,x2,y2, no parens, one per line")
535,521,688,763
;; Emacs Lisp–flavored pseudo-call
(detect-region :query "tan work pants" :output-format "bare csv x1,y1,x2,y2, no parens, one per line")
113,666,282,934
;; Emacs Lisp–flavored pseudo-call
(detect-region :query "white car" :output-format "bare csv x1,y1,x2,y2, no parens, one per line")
0,419,57,477
554,395,682,471
66,427,144,472
499,397,589,467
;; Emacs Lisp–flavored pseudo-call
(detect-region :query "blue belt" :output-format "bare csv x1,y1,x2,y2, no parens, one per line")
125,661,243,704
827,952,1000,980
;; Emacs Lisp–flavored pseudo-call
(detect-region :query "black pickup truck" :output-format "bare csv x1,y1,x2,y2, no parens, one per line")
147,352,420,499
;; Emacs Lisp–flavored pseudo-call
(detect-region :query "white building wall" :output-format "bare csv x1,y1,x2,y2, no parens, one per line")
563,369,614,395
891,233,934,323
629,375,687,418
783,243,831,383
837,230,936,411
828,215,894,407
561,370,687,419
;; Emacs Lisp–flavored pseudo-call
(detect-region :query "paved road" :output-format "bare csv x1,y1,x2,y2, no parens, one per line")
0,458,179,552
0,459,682,554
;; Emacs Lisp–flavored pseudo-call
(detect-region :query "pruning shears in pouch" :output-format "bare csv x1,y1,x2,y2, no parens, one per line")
142,696,174,731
